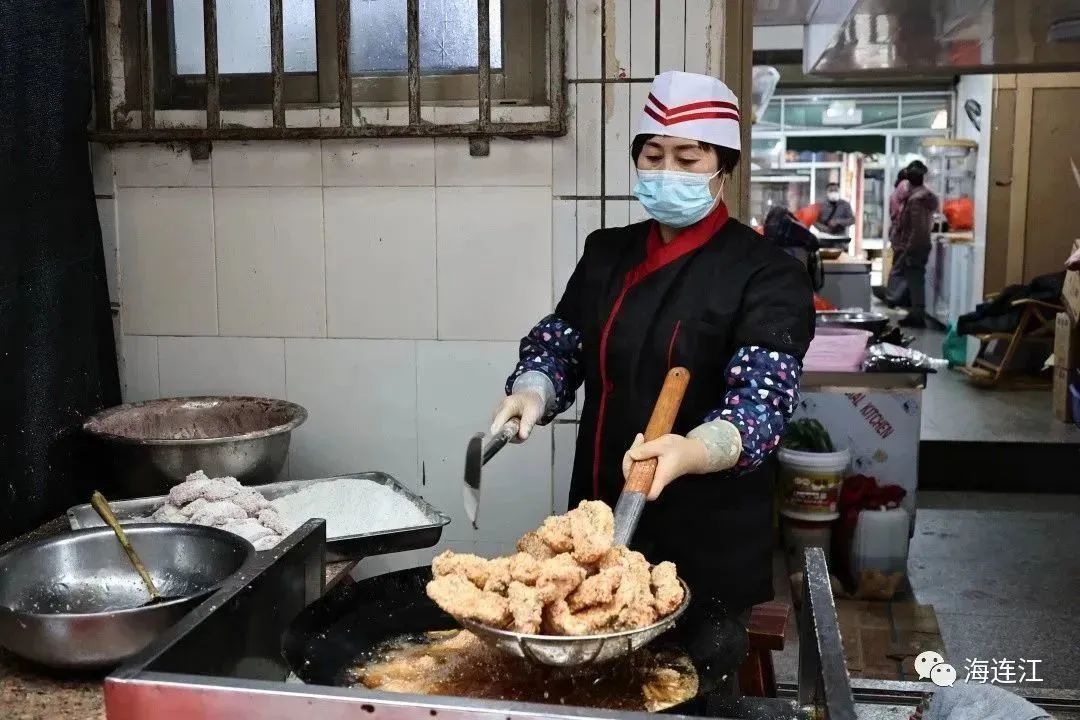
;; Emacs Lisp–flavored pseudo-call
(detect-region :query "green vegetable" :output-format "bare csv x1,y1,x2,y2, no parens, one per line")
782,419,836,453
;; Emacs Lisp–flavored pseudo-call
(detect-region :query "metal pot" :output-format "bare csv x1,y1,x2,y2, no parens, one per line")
83,396,307,497
0,524,253,669
815,310,890,336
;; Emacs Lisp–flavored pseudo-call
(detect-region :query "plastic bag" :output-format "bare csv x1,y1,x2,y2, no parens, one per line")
942,324,968,367
863,343,948,373
795,204,820,229
942,196,974,230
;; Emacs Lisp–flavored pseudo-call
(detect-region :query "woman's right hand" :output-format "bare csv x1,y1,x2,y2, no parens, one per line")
491,391,545,443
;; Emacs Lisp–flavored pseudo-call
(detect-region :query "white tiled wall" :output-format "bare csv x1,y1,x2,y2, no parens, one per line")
285,338,419,484
94,0,721,552
435,186,553,341
214,186,327,337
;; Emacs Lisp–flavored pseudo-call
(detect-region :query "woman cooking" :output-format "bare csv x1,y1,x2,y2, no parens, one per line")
491,71,814,674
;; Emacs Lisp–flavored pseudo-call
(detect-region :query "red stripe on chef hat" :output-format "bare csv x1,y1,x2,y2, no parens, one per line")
636,71,741,152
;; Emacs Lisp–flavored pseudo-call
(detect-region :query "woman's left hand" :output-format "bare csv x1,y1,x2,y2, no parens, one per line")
621,433,710,500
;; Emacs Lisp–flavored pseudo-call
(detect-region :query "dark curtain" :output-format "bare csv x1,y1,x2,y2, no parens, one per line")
0,1,121,542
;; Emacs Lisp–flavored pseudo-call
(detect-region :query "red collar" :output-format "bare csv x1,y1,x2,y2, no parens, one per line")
637,201,730,280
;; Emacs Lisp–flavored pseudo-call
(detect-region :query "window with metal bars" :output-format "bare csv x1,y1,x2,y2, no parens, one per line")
89,0,566,141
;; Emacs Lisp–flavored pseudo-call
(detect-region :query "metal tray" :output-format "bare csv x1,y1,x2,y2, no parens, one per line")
66,472,450,563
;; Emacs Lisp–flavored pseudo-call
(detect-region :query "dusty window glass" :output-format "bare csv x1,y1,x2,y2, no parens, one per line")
172,0,318,75
171,0,501,76
348,0,503,73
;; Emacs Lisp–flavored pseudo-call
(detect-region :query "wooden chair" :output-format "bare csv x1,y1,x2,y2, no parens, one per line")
739,601,789,697
958,297,1063,388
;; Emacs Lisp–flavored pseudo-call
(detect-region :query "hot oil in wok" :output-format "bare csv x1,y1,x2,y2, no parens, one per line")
350,629,698,712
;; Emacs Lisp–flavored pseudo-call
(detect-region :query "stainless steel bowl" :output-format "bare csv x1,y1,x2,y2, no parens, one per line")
815,310,890,336
83,396,307,497
459,579,691,667
0,524,253,669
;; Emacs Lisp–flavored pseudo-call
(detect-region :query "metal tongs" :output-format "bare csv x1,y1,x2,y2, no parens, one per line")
463,418,520,529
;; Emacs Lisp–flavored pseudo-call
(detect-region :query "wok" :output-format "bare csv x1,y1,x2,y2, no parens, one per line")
0,524,253,669
282,566,749,712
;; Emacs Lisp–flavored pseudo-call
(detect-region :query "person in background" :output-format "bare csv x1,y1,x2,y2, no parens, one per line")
888,168,911,226
813,182,856,248
764,205,818,254
882,163,938,328
875,168,914,308
764,206,824,294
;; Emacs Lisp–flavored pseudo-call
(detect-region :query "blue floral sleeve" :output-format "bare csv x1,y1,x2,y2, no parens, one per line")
705,345,802,474
506,314,585,423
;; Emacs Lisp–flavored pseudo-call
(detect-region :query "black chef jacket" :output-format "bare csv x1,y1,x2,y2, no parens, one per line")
555,203,815,612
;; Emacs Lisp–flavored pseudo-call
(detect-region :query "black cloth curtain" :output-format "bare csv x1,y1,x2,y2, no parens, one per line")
0,1,121,542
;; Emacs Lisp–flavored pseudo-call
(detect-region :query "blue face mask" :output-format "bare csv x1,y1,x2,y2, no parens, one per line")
633,169,722,228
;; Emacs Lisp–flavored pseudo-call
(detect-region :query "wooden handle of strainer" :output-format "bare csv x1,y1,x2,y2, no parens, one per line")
623,367,691,495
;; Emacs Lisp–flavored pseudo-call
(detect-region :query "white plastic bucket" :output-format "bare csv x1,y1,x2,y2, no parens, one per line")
777,446,851,519
851,507,911,576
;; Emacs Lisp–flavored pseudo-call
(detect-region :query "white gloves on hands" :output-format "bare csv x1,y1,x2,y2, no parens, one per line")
620,420,743,499
621,433,709,500
490,371,555,442
491,391,546,442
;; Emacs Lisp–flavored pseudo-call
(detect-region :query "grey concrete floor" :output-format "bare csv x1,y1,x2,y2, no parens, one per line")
773,491,1080,697
883,317,1080,444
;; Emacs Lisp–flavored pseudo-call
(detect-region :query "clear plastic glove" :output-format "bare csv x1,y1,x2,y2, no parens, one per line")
491,391,545,443
621,433,710,500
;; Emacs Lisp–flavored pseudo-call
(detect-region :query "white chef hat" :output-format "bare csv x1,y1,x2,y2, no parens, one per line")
635,71,741,152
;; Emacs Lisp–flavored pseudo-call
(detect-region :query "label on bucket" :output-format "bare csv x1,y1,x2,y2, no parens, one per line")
780,469,841,515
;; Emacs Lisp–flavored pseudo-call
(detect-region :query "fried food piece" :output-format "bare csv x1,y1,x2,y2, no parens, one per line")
535,553,587,603
358,653,440,690
424,502,681,636
507,581,543,633
567,566,623,612
426,575,511,628
568,500,614,563
536,515,574,553
508,552,540,584
606,548,657,630
482,557,512,593
426,629,485,656
642,655,699,713
651,561,684,615
543,596,623,635
542,600,587,635
431,551,492,589
575,598,624,633
516,531,556,560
